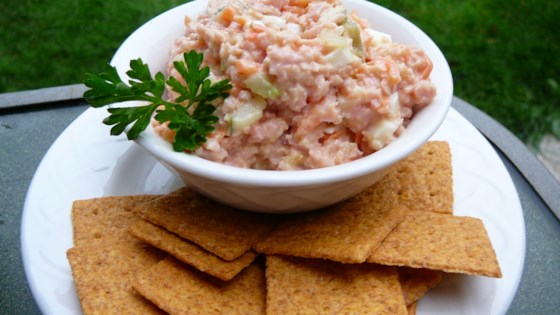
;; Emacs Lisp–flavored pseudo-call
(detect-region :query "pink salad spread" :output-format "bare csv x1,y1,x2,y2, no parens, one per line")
155,0,436,170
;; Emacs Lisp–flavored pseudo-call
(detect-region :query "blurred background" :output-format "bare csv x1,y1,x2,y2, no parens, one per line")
1,0,559,174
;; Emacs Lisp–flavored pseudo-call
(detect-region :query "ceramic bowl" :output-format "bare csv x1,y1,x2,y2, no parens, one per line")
110,0,453,213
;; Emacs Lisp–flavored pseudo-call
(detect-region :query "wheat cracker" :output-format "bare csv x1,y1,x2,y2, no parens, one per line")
71,195,160,246
265,255,407,315
368,211,502,278
133,187,279,261
381,141,454,214
254,141,453,263
133,256,266,315
129,219,258,281
407,302,417,315
398,267,442,305
254,184,405,263
66,240,166,315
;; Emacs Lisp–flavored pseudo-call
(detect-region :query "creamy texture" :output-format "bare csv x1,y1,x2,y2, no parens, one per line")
155,0,436,170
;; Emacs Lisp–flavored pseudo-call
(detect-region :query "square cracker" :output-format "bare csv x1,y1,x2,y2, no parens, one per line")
265,255,408,315
398,267,442,305
368,211,502,278
71,195,159,246
382,141,454,214
253,141,452,263
129,219,258,281
133,256,266,315
254,185,405,263
133,187,279,261
407,302,417,315
66,240,166,315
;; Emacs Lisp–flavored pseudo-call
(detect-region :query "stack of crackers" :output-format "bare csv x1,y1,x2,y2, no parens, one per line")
66,141,502,315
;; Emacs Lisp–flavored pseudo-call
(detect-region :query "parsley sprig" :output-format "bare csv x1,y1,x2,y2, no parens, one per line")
83,50,232,151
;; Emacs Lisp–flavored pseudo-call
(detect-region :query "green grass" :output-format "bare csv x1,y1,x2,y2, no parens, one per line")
1,0,559,145
0,0,186,91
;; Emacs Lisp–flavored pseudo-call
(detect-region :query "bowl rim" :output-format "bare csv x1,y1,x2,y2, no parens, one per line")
113,0,453,187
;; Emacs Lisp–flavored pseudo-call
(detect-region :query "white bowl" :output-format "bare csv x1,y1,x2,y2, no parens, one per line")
110,0,453,213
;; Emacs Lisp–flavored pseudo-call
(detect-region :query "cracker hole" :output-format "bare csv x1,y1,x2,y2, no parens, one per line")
92,209,99,215
93,232,103,239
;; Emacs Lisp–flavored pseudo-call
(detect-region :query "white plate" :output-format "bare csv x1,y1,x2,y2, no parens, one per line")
21,107,525,315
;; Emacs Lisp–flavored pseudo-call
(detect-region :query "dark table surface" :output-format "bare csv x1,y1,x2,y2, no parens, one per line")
1,92,559,314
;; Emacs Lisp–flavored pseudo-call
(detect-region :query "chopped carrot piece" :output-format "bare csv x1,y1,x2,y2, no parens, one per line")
218,6,235,26
289,0,312,8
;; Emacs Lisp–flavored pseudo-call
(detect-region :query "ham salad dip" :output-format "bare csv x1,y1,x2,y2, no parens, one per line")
155,0,437,170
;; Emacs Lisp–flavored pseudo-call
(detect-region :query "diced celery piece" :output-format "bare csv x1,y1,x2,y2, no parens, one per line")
244,72,281,99
344,21,365,59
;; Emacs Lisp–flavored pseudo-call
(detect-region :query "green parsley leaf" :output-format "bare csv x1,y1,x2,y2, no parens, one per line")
83,51,232,151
